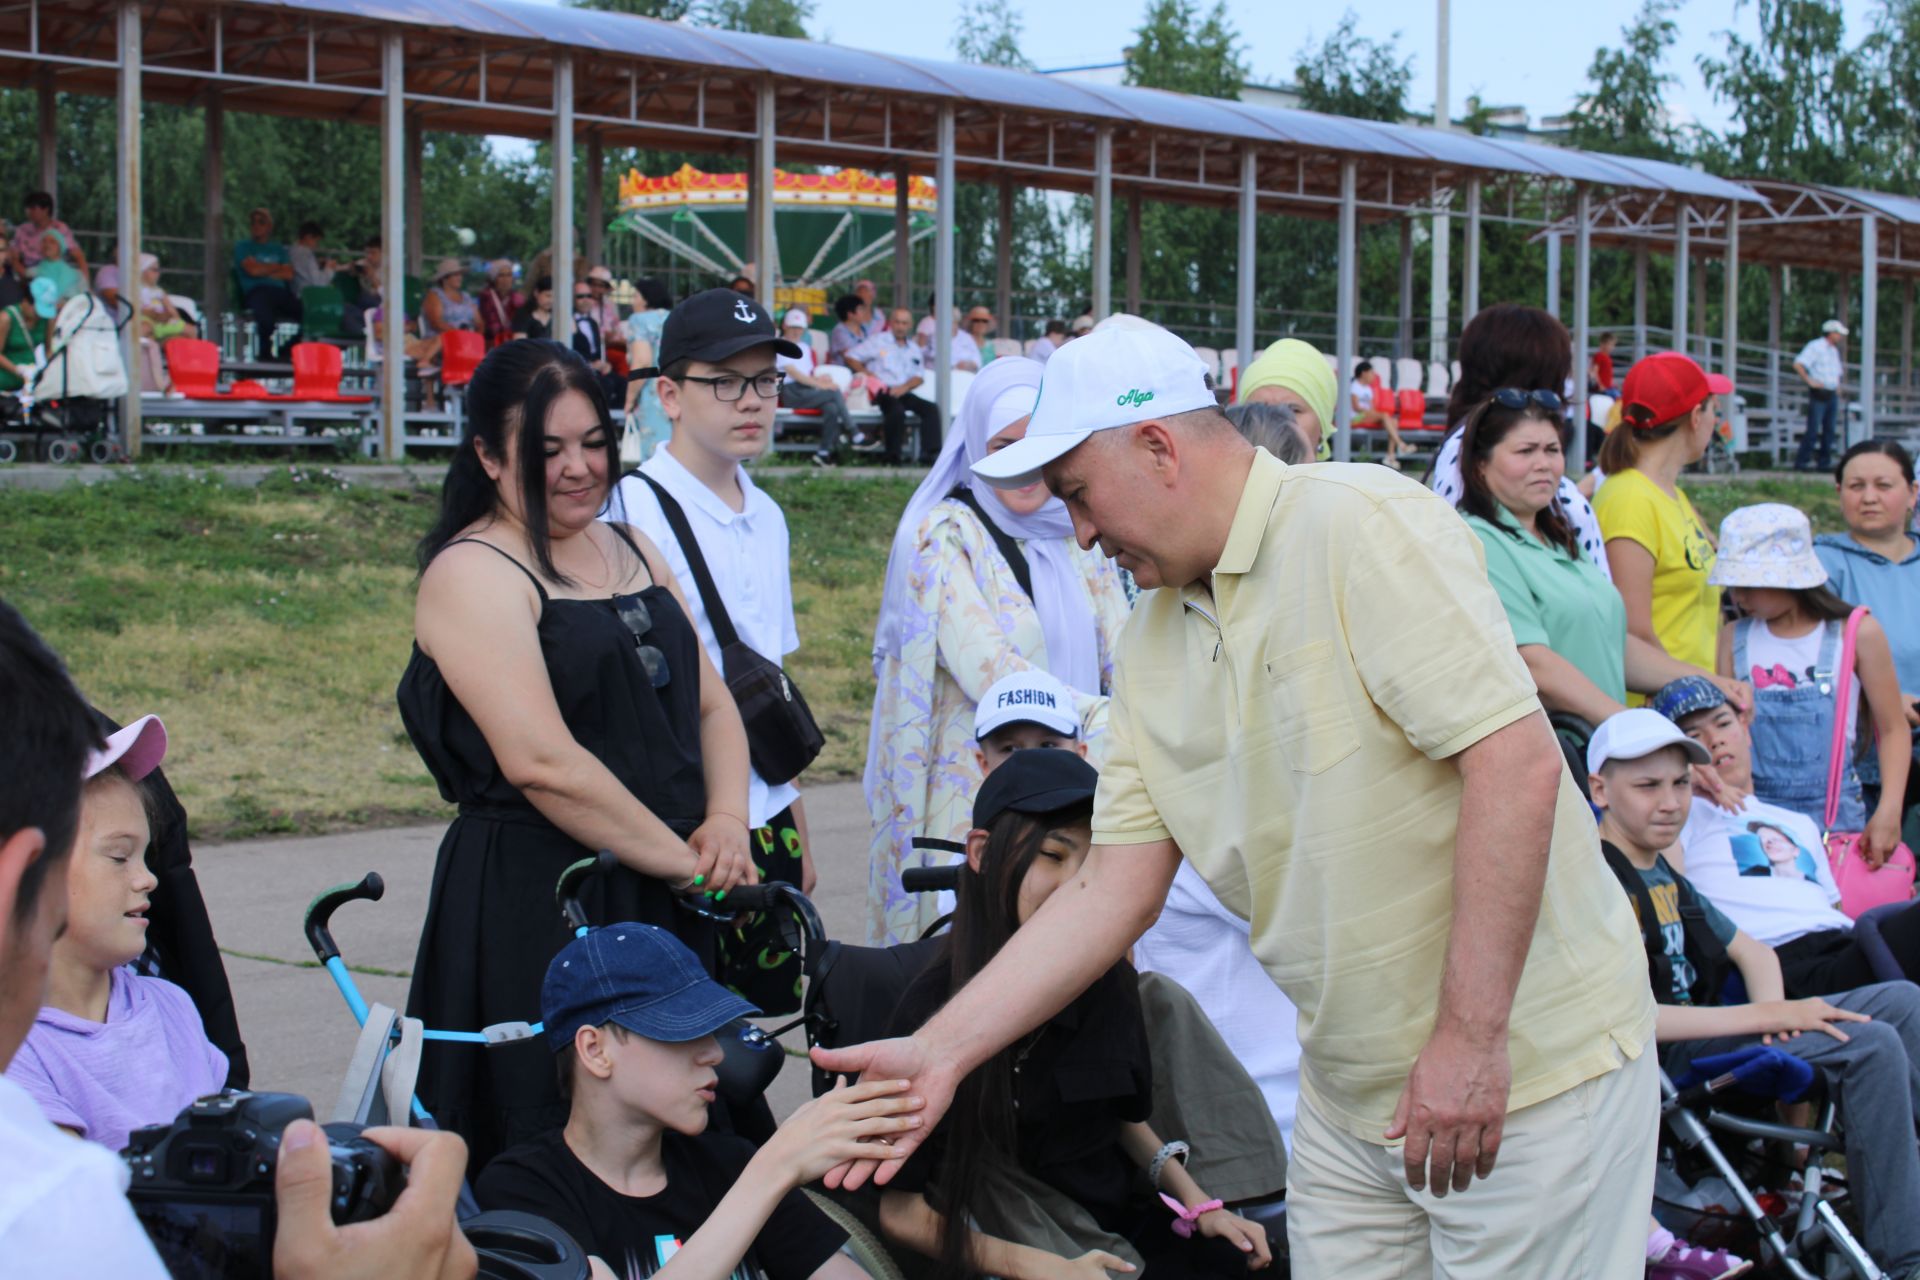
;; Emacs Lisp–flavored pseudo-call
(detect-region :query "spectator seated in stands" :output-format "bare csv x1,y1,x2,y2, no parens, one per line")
513,276,556,342
14,189,87,305
340,233,384,339
0,238,26,310
853,278,886,337
0,277,51,394
1030,317,1068,366
1347,362,1407,468
136,255,189,344
232,206,303,359
1655,675,1920,994
474,924,902,1280
964,306,998,366
852,307,939,464
478,259,522,349
94,264,178,396
1238,337,1335,460
1588,708,1920,1280
422,259,479,339
569,280,622,408
288,220,339,297
827,293,873,368
2,716,229,1156
728,274,756,296
775,308,852,468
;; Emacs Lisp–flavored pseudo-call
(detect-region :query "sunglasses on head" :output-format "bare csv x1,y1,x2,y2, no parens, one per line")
1485,388,1565,414
612,593,672,690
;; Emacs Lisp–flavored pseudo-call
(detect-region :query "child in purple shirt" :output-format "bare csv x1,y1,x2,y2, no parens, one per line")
3,716,227,1153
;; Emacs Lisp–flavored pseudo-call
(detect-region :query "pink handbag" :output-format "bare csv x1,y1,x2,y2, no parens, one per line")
1823,606,1918,918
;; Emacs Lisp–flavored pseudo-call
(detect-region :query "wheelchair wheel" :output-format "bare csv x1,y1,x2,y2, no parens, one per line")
801,1189,907,1280
90,438,117,463
44,437,77,463
0,438,15,464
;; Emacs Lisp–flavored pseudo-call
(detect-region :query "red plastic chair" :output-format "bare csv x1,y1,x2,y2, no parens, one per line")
164,338,221,399
289,343,373,404
1397,388,1428,431
439,330,485,390
1371,383,1396,416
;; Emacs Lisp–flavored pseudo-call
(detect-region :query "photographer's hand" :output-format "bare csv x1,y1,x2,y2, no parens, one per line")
273,1121,477,1280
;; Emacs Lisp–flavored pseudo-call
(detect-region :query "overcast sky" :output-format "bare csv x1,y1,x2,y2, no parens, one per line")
790,0,1883,134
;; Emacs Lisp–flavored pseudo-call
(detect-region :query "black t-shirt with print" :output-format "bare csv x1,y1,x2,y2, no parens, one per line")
476,1128,844,1280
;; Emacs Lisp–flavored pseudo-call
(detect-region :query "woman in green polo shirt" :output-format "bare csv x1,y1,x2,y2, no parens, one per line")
1454,392,1745,726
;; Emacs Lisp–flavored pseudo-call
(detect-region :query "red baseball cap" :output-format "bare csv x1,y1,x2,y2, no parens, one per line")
1619,352,1733,429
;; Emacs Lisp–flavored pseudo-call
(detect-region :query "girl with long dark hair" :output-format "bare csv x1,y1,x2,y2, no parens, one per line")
398,338,755,1174
875,752,1272,1278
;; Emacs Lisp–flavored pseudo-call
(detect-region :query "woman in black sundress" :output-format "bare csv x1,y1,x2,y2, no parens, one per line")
398,339,755,1174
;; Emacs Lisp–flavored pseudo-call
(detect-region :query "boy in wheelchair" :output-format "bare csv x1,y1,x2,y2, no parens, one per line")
476,923,919,1280
1589,710,1920,1280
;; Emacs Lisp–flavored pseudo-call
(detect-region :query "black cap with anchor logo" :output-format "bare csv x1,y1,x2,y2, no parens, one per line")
628,287,802,380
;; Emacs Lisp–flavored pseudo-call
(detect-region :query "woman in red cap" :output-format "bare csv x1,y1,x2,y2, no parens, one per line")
1592,353,1737,697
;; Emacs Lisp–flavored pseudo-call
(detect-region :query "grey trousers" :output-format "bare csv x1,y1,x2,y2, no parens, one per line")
1662,980,1920,1274
780,381,850,455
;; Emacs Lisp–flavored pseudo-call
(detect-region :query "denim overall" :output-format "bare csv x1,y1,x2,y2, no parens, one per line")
1735,617,1866,831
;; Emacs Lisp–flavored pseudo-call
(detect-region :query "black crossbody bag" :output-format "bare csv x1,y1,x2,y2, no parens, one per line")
632,472,825,786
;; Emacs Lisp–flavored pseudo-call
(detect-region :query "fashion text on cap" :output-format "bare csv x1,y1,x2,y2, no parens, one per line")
628,287,802,380
975,668,1079,740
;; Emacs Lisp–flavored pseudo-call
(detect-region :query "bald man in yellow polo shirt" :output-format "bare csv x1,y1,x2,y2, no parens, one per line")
816,325,1658,1277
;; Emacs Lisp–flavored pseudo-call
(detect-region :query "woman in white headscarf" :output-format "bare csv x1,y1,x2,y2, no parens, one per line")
863,356,1132,943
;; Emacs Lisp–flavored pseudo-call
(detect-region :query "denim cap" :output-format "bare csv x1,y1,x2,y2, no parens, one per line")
1649,675,1728,726
541,923,760,1052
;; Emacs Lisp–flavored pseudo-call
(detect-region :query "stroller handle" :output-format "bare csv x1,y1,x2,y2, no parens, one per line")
902,866,961,894
305,872,386,964
556,850,619,933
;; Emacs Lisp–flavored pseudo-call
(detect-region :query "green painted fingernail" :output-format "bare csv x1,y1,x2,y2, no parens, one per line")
704,891,715,900
693,874,705,886
715,890,727,901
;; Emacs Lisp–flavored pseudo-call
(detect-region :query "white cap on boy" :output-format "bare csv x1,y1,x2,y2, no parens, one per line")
1586,708,1711,779
971,325,1218,489
975,669,1079,741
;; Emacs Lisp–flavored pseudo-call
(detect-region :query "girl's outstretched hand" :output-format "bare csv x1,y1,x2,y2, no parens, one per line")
1197,1209,1274,1269
760,1077,922,1188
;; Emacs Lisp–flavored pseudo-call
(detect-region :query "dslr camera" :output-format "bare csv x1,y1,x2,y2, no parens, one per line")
123,1090,402,1280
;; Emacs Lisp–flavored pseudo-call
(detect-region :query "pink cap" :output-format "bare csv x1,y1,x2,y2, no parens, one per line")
86,714,168,781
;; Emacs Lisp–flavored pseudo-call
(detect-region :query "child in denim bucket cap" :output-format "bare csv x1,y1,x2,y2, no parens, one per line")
1709,503,1911,863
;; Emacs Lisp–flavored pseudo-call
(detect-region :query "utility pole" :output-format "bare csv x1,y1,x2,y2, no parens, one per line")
1428,0,1451,367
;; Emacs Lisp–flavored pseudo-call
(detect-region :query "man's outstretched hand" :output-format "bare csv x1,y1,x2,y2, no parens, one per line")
807,1035,958,1190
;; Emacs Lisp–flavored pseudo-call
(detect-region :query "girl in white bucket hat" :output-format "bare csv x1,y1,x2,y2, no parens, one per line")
1711,502,1911,855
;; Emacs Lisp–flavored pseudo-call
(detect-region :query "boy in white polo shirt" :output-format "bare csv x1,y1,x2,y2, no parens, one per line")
606,289,814,1014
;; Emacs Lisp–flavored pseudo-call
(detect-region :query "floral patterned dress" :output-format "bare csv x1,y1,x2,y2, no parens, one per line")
864,498,1133,943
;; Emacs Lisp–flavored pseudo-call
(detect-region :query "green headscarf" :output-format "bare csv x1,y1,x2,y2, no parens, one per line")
1238,338,1337,461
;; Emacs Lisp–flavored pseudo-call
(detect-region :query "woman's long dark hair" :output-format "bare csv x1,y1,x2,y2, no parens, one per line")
416,338,614,585
932,800,1094,1280
1457,399,1580,558
1444,304,1573,426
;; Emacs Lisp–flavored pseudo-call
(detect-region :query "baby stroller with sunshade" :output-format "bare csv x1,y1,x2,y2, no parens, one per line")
11,290,131,463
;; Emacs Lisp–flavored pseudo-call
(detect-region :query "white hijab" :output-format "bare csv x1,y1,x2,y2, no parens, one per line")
870,356,1103,695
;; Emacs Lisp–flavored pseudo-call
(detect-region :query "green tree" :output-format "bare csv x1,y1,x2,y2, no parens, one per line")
1564,0,1685,161
1698,0,1872,185
1124,0,1246,99
1291,11,1412,123
953,0,1031,70
565,0,693,17
700,0,812,36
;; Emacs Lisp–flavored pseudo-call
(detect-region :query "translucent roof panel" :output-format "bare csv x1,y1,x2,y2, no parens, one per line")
698,28,961,97
276,0,544,42
1834,186,1920,227
889,56,1133,121
1226,103,1429,159
475,0,760,69
1070,82,1290,142
1605,155,1762,204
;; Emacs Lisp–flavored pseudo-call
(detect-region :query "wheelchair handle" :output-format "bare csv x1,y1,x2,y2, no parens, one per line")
902,866,961,894
304,872,385,964
556,850,618,934
693,881,828,948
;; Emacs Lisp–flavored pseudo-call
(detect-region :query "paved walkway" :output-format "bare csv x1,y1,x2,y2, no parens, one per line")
195,780,874,1123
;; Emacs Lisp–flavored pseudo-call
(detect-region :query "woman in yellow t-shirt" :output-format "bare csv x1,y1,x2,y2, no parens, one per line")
1592,353,1742,688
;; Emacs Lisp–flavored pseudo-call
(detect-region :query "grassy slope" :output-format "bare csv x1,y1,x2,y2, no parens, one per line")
0,466,1838,841
3,467,916,840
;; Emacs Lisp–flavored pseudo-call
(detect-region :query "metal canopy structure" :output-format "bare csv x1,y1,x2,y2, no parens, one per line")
7,0,1762,460
1542,178,1920,442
